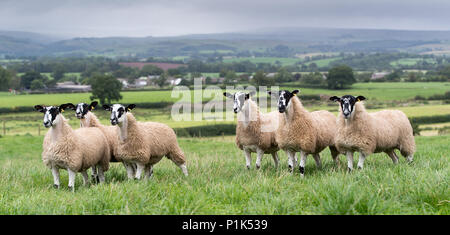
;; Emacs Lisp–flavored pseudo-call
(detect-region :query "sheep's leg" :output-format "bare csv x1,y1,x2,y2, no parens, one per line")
330,146,340,167
313,153,322,169
178,163,189,177
255,148,264,170
346,151,354,172
287,150,297,174
135,162,145,180
67,168,76,192
144,164,154,179
124,162,135,179
288,153,298,171
299,151,308,177
91,165,98,184
271,152,279,169
81,171,89,186
357,152,367,169
406,154,414,164
244,149,252,170
51,166,60,189
387,151,399,164
96,165,105,183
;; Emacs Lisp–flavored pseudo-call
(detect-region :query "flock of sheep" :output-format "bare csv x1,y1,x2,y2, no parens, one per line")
33,89,416,191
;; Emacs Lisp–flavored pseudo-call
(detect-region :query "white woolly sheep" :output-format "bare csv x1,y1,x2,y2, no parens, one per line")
103,103,188,179
66,101,137,182
329,95,415,171
34,104,111,191
224,91,280,170
269,90,341,176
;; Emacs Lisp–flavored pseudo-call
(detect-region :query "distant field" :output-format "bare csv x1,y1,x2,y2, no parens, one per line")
222,57,301,66
0,82,449,109
304,57,342,67
390,58,436,67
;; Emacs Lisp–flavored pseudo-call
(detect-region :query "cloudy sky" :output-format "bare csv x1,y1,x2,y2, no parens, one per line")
1,0,449,38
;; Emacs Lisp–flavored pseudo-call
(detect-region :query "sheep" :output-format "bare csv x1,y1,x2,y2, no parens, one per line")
34,104,110,191
66,101,136,182
223,91,281,170
268,90,341,176
329,95,415,171
102,103,188,179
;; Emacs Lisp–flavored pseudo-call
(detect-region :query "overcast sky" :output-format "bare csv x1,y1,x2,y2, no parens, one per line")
1,0,450,38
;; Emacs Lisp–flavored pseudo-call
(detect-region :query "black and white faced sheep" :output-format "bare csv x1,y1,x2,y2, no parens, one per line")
268,90,341,176
34,104,111,191
330,95,415,171
103,103,188,179
67,101,137,183
223,91,280,170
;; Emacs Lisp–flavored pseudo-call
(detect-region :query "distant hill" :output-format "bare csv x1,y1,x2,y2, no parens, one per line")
1,28,450,57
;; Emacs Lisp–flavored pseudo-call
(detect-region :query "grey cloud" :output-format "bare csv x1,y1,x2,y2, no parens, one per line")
0,0,449,37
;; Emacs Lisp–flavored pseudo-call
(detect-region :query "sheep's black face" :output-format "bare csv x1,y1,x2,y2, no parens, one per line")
103,104,136,125
75,103,89,119
75,101,98,119
276,90,299,113
330,95,366,119
34,105,61,128
223,91,252,113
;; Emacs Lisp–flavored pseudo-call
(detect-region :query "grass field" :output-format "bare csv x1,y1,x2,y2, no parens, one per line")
1,82,449,109
0,134,447,214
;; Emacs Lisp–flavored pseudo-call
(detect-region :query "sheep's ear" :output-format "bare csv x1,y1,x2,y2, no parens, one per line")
89,101,98,111
59,103,72,113
267,91,277,97
330,96,340,102
223,92,234,99
292,90,300,96
34,105,45,113
64,103,76,110
103,105,112,111
126,104,136,112
356,96,366,102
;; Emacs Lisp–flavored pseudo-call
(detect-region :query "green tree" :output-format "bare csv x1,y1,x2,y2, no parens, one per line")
20,71,43,89
140,65,163,76
155,73,168,88
52,65,65,81
251,70,275,86
326,65,356,89
274,67,293,83
89,74,123,105
0,66,13,91
30,79,45,90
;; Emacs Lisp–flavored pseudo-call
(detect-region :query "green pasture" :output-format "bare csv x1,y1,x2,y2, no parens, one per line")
0,134,447,214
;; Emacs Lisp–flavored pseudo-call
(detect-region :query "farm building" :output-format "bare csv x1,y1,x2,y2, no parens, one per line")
371,72,390,80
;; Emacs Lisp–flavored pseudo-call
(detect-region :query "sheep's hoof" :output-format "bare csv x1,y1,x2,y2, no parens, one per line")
288,165,292,170
53,184,59,189
299,166,305,175
256,165,260,170
68,186,74,192
246,165,250,170
357,166,363,170
347,167,353,172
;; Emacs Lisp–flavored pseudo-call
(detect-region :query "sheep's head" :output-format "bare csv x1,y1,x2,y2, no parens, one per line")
268,89,299,113
103,103,136,125
34,103,72,128
223,91,256,113
73,101,98,119
330,95,366,119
